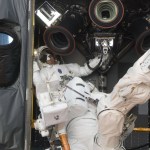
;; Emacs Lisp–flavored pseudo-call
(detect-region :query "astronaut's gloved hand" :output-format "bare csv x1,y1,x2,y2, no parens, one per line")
87,56,102,70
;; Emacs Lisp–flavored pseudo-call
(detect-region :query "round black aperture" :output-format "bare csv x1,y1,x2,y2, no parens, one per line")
135,29,150,55
89,0,124,28
142,35,150,50
0,20,20,87
95,1,118,23
51,32,69,49
44,26,75,55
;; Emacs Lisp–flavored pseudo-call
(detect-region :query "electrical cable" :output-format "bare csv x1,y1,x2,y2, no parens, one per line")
87,51,103,71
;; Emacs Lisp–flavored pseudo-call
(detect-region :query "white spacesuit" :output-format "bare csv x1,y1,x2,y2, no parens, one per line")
64,49,150,150
33,46,102,143
33,45,150,150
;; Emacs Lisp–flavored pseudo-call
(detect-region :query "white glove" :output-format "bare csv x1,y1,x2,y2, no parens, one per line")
88,56,101,69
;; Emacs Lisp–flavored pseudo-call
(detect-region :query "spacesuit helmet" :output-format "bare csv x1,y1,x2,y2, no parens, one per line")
36,46,59,65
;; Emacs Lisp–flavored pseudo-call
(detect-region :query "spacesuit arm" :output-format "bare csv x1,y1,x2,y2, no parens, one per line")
64,63,92,76
65,56,102,77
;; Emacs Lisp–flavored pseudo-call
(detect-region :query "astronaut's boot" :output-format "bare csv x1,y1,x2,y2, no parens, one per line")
57,123,70,150
94,109,125,150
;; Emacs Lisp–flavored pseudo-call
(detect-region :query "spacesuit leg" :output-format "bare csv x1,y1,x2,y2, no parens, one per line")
66,111,98,150
95,50,150,150
95,101,125,150
110,49,150,113
64,77,98,150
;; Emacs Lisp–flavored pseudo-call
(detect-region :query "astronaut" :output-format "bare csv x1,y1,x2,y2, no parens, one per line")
33,46,102,149
64,49,150,150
